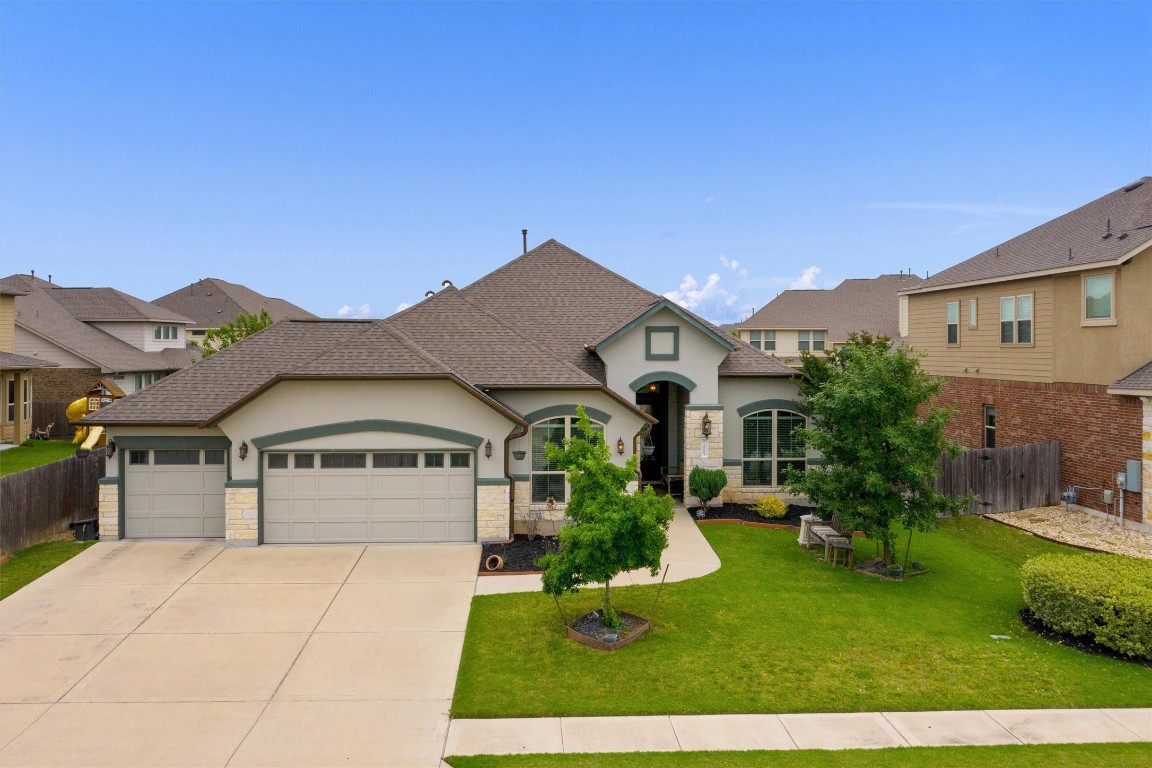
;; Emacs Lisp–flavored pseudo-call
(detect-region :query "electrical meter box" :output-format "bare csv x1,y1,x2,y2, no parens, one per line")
1126,459,1143,493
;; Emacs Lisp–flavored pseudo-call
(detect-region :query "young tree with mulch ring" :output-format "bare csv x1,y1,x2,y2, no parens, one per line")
538,407,675,628
786,334,965,565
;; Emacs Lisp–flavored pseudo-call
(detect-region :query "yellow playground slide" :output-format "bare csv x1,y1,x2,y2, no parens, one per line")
81,425,105,450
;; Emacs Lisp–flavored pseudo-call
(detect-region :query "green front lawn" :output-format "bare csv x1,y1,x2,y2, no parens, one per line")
453,517,1152,718
0,539,96,598
446,744,1152,768
0,440,78,476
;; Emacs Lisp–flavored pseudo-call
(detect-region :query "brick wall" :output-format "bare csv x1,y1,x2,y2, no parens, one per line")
935,376,1144,522
32,367,104,402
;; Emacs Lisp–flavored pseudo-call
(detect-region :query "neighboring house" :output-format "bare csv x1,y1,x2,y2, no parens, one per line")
4,274,200,407
0,279,57,443
734,273,924,366
153,277,318,341
84,240,804,545
900,177,1152,525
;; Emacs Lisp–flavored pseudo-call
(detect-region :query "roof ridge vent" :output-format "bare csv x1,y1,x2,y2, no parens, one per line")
1122,179,1145,192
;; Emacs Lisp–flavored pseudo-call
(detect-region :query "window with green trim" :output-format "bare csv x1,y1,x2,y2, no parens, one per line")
531,416,604,503
742,409,806,487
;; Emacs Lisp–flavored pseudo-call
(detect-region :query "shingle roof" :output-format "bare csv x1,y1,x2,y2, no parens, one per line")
0,278,29,297
86,321,373,424
462,240,794,379
387,289,602,388
154,278,318,328
85,240,795,426
9,278,200,373
907,177,1152,292
0,351,57,369
1110,360,1152,393
40,286,191,323
737,274,923,341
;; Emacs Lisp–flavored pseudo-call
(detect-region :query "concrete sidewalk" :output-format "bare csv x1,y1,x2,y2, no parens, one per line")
474,505,721,595
444,708,1152,757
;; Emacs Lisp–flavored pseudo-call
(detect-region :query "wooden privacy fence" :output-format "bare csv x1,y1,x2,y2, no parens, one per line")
0,447,106,553
934,441,1061,515
32,401,73,439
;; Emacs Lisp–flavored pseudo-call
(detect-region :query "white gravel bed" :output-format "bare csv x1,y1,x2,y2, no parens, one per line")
986,505,1152,559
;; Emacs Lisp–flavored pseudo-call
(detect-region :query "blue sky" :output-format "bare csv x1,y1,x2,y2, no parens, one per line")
2,1,1149,323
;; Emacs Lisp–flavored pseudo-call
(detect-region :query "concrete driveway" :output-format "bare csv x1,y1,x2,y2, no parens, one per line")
0,540,480,767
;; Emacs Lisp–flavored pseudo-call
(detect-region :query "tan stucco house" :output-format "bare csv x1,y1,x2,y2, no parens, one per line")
153,277,318,342
900,177,1152,526
84,240,805,545
733,273,923,367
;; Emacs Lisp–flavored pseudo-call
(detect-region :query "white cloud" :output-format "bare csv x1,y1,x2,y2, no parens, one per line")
395,302,412,312
705,195,715,204
336,303,372,318
789,266,822,290
719,255,748,279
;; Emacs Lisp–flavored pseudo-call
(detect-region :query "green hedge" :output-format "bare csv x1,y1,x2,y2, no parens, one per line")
1021,552,1152,660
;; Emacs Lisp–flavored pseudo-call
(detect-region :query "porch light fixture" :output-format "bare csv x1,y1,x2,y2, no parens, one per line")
484,439,493,458
106,440,116,457
616,437,625,455
701,413,712,438
647,383,659,393
239,441,248,461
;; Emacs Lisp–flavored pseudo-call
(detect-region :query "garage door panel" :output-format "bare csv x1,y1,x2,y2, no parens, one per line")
265,475,293,495
263,450,475,543
124,451,227,539
316,474,369,494
371,473,422,494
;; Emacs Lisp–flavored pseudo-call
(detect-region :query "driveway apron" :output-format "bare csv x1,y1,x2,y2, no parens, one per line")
0,540,480,767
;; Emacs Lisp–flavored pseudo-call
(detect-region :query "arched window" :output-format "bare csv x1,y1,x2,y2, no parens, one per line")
531,416,604,504
742,409,806,487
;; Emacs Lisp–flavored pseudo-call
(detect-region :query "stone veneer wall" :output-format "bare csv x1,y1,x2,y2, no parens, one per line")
225,486,258,544
98,480,119,540
683,409,723,504
477,485,509,541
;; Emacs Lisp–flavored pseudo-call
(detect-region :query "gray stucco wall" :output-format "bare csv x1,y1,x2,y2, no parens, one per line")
597,307,729,404
717,376,804,464
217,379,519,482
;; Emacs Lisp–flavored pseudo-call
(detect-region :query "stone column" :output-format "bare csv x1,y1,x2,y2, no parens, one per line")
477,484,510,542
225,484,259,545
683,408,724,503
97,479,119,540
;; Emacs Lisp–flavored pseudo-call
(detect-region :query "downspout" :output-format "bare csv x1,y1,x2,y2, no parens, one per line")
499,423,529,544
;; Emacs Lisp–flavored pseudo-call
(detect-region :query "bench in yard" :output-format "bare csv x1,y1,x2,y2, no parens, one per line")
808,512,855,568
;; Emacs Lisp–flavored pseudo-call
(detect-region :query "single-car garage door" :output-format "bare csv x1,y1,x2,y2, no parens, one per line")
124,448,227,537
262,450,475,543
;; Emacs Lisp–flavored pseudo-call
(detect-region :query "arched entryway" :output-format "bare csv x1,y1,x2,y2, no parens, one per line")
631,372,695,491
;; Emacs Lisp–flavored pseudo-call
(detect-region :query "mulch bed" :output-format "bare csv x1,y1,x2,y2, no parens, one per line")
478,534,557,573
1019,608,1150,667
693,502,814,527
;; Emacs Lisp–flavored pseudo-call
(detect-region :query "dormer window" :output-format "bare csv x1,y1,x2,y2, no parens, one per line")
153,324,179,340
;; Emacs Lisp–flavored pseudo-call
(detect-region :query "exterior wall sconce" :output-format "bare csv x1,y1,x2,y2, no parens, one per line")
484,439,493,458
616,437,625,455
701,413,712,438
106,440,116,457
647,382,659,393
239,441,248,461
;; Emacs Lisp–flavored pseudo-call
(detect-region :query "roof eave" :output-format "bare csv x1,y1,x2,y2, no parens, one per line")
900,239,1152,296
592,299,736,353
1106,387,1152,397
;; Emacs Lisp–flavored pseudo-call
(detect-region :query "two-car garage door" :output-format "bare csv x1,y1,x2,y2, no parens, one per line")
262,450,475,543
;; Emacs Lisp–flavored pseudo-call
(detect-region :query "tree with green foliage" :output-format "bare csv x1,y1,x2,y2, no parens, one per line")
197,309,274,357
786,334,965,564
538,407,675,628
688,466,727,509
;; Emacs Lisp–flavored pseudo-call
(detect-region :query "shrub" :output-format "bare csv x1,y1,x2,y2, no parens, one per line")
754,495,788,519
1021,552,1152,660
688,466,727,508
